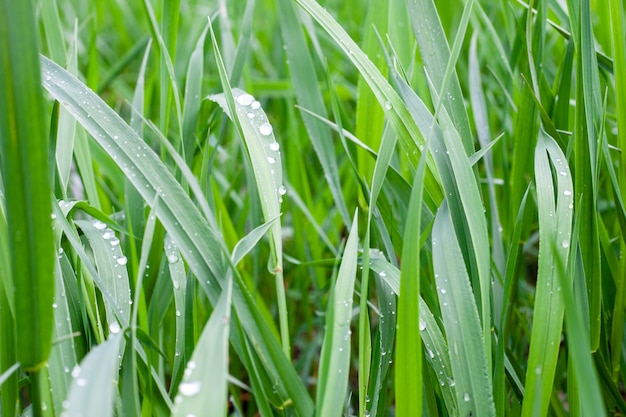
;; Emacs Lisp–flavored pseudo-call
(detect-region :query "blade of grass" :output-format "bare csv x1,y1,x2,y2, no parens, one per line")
172,275,232,417
521,131,573,416
316,211,358,417
395,135,427,416
0,0,56,377
432,202,496,417
208,21,289,357
64,333,124,417
277,0,350,226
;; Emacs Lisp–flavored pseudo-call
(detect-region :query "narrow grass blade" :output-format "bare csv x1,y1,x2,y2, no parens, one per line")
432,202,496,417
369,257,457,414
182,23,209,164
567,0,603,350
407,0,472,152
276,0,350,226
395,136,427,416
521,131,573,416
64,333,124,417
316,211,358,417
0,0,55,371
173,277,232,417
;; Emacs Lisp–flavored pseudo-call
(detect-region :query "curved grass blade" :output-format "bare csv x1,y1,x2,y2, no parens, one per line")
316,211,358,417
172,277,232,417
432,202,495,417
521,131,573,416
209,25,289,355
64,333,124,417
0,0,55,372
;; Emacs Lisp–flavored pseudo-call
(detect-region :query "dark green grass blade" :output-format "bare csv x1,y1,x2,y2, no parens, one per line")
0,0,55,372
567,0,602,351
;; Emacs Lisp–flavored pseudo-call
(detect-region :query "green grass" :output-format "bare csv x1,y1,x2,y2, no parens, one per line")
1,0,625,416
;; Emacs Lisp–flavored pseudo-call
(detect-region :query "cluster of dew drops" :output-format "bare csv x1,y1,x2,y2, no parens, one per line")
234,92,287,202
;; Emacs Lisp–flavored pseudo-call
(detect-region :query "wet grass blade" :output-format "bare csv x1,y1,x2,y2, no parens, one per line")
173,277,232,417
316,211,358,417
521,131,573,416
432,202,496,417
65,333,124,417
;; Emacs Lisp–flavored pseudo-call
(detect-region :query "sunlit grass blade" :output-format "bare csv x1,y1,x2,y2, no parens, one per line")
0,0,55,375
316,211,358,417
65,333,125,417
173,276,232,417
369,257,457,414
432,202,496,417
395,131,427,416
521,131,573,416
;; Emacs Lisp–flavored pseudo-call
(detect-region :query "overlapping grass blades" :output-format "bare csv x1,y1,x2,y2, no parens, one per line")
40,55,313,416
521,131,573,416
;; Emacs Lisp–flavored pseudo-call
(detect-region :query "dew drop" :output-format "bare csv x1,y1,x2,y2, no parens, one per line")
116,256,128,266
278,185,287,196
102,230,114,240
178,381,202,396
176,309,181,317
419,317,426,331
168,254,179,264
561,240,570,248
384,101,392,110
71,365,81,378
173,280,180,290
440,288,447,294
247,112,255,119
563,190,572,196
93,220,107,230
259,122,273,136
267,156,276,164
236,93,255,106
109,322,121,334
269,141,280,151
109,238,120,246
251,101,261,109
463,393,471,402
